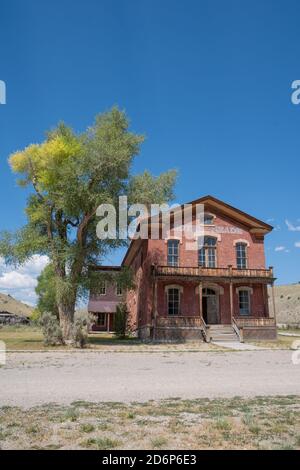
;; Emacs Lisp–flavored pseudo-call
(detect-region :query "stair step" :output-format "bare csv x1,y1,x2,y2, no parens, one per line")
211,335,237,341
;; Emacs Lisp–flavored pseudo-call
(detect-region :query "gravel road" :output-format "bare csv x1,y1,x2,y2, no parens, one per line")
0,350,299,408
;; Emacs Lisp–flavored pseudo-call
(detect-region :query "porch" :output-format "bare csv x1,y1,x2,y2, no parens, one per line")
90,312,115,332
152,265,277,342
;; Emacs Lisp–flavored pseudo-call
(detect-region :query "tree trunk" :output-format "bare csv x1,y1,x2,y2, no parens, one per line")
58,297,76,344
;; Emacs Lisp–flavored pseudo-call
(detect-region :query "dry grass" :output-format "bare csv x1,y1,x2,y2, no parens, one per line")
246,334,299,349
0,396,299,450
0,325,223,352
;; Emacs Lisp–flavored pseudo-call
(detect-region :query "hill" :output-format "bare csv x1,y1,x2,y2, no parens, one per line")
269,284,300,327
0,293,33,318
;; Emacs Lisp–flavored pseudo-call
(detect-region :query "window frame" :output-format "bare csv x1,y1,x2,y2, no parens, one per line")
238,289,251,316
198,236,217,268
203,213,215,225
97,313,106,326
236,242,248,269
167,287,181,315
167,239,180,267
99,280,106,296
116,283,123,296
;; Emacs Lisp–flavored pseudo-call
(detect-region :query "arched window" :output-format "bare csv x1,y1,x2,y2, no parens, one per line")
198,236,217,268
167,239,179,267
236,242,248,269
202,288,216,296
167,287,180,315
204,213,214,225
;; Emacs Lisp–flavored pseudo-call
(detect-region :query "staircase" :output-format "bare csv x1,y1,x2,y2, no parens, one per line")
209,324,239,342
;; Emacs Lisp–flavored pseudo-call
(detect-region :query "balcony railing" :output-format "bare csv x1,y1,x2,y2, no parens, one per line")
152,265,274,280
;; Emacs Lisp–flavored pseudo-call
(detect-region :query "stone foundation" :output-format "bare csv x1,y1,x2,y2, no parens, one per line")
138,325,153,341
153,327,204,342
242,327,277,341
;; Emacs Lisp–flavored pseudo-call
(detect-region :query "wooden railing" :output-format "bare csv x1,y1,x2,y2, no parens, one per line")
156,316,203,328
234,317,276,328
155,316,211,342
199,316,211,343
153,265,274,280
232,317,243,342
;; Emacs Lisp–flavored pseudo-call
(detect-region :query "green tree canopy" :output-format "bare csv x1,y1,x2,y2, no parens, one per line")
0,108,177,341
35,263,59,318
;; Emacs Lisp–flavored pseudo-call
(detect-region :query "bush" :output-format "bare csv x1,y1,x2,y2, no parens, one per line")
114,303,128,339
71,310,91,348
40,312,63,346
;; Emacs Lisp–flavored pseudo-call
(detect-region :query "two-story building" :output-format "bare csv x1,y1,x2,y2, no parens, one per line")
88,266,124,332
89,195,277,342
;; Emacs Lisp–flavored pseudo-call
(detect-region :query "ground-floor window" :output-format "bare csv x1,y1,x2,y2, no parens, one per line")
167,288,180,315
96,313,106,326
238,290,250,315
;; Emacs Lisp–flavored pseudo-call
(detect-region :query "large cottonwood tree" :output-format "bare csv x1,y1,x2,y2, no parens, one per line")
0,108,176,341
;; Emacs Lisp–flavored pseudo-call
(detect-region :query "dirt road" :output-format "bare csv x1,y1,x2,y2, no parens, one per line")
1,350,299,407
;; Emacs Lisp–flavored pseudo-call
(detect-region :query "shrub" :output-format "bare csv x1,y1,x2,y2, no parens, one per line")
71,310,92,348
114,303,128,339
40,312,63,346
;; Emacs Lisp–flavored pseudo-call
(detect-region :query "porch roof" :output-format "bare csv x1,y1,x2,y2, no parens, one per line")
88,300,119,313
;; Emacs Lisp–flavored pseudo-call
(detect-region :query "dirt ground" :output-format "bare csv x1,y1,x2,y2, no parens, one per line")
1,396,299,450
1,350,300,408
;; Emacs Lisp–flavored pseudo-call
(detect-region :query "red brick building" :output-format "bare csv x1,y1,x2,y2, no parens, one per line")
88,266,124,332
89,195,277,342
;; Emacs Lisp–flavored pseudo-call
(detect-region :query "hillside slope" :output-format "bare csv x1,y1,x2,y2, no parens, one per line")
269,284,300,327
0,293,33,318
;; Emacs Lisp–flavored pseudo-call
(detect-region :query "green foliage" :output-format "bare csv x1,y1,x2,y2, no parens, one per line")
114,303,128,339
35,263,59,318
39,312,63,346
71,310,92,348
128,170,177,207
0,107,177,340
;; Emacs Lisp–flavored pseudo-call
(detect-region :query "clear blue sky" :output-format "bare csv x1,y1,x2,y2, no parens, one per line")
0,0,300,298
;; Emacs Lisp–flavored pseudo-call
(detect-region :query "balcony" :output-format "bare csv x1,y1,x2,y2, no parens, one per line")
152,265,275,282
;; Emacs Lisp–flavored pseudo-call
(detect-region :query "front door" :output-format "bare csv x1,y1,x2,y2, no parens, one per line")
202,288,219,324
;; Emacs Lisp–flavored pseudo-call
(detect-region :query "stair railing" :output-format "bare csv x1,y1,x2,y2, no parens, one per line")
232,317,243,342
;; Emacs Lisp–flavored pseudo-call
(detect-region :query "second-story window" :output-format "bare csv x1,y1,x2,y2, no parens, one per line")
99,281,106,296
167,239,179,267
236,243,248,269
116,283,123,296
198,236,217,268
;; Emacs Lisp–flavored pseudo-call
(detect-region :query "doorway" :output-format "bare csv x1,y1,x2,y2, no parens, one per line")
202,288,219,324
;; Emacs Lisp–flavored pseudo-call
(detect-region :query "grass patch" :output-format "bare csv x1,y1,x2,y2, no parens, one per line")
0,396,299,450
80,437,119,450
150,436,168,449
80,423,95,433
0,325,223,352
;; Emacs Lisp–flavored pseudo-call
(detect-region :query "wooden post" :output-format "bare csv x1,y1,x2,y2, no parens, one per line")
271,282,277,321
199,281,203,319
153,280,158,342
262,284,269,317
228,265,234,321
230,281,234,321
107,313,110,333
154,280,158,318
